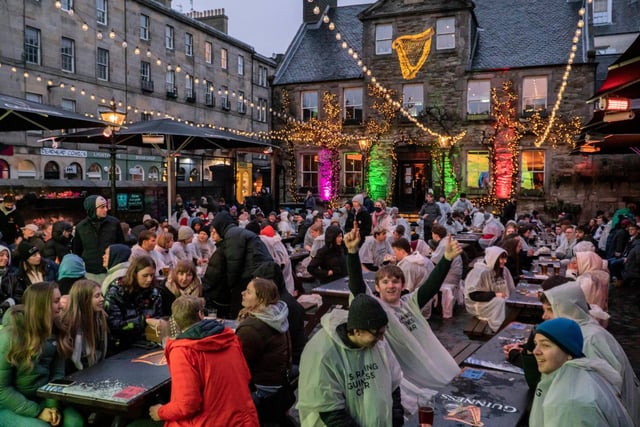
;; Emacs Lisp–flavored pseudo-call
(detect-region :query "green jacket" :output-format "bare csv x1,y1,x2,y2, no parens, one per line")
0,318,64,417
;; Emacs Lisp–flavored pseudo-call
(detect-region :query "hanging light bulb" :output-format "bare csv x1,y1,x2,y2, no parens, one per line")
323,15,330,24
36,75,42,82
70,85,76,92
55,1,62,9
156,58,161,65
80,89,85,95
96,31,103,40
328,22,335,30
82,22,89,31
313,6,320,14
23,72,29,78
109,29,116,39
67,9,73,16
335,33,341,40
175,65,181,73
134,46,140,55
121,41,127,48
146,49,152,57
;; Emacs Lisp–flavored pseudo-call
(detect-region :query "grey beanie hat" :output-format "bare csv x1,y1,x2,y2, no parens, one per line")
347,294,388,330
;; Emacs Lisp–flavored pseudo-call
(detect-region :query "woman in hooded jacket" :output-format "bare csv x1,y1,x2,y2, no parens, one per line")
570,251,610,315
307,225,347,284
464,246,516,332
14,242,58,303
100,244,131,296
235,278,291,420
0,245,18,316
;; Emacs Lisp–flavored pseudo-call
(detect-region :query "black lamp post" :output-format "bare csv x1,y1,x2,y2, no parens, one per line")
98,98,126,215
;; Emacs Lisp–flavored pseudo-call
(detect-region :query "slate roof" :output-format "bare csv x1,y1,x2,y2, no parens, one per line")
275,0,589,84
273,4,371,85
471,0,586,70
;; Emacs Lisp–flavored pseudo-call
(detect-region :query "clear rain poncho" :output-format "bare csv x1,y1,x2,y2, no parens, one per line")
544,282,640,425
296,309,403,427
529,357,633,426
464,246,515,332
358,284,459,414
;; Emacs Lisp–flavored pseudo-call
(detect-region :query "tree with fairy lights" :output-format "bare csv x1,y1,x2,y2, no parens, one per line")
477,80,525,210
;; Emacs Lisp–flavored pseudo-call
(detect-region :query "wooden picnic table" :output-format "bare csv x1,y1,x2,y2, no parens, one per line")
405,367,531,427
505,282,543,325
463,321,535,375
311,271,376,309
37,346,170,425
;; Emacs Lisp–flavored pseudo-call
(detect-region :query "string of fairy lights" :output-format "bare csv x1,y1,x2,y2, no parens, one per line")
533,0,591,147
310,3,468,148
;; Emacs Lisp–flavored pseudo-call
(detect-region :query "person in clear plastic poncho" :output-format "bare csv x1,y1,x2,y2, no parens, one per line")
344,227,461,415
464,246,516,332
296,294,403,427
529,317,633,426
542,282,640,425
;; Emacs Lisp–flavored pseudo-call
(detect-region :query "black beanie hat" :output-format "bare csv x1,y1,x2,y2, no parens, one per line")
347,294,388,331
18,241,39,260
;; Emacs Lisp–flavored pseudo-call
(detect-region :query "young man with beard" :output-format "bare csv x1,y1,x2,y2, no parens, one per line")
73,195,124,283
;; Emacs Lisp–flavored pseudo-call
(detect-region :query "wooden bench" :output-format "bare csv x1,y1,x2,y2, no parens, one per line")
301,302,337,338
448,341,483,365
463,317,495,340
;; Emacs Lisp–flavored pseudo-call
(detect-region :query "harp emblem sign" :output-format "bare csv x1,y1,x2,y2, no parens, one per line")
392,27,435,80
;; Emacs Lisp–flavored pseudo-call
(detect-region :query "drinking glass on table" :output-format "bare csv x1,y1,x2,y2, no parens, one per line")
418,394,435,427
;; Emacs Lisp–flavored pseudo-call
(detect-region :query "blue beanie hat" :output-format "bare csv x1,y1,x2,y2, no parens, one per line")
536,318,584,358
58,254,86,280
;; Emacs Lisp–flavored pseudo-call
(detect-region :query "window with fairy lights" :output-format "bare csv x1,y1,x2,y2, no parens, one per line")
301,154,319,192
344,152,363,191
521,150,545,190
466,150,490,191
522,76,547,117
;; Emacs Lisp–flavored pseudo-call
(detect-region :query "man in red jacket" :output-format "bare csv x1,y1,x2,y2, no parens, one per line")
146,295,258,426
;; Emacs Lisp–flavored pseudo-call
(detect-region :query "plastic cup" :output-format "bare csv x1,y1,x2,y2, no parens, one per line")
162,266,170,277
554,265,560,275
540,264,548,275
418,395,435,427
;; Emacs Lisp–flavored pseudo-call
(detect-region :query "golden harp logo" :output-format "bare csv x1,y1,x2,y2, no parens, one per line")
392,27,434,80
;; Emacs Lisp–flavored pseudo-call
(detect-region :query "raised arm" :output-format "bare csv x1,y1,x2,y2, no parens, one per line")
417,236,462,307
344,226,366,296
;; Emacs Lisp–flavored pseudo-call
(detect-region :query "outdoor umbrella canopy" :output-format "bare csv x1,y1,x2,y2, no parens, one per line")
58,118,275,220
58,118,273,151
0,93,107,131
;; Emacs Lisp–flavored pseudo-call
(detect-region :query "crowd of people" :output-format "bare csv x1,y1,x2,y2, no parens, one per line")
0,189,638,426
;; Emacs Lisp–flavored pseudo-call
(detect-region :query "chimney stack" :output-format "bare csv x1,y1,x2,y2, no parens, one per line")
187,8,229,34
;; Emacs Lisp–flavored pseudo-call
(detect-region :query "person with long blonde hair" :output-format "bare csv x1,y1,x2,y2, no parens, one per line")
0,282,84,426
61,280,108,371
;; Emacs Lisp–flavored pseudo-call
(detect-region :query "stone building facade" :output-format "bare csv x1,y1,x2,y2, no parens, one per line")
0,0,276,219
272,0,640,222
